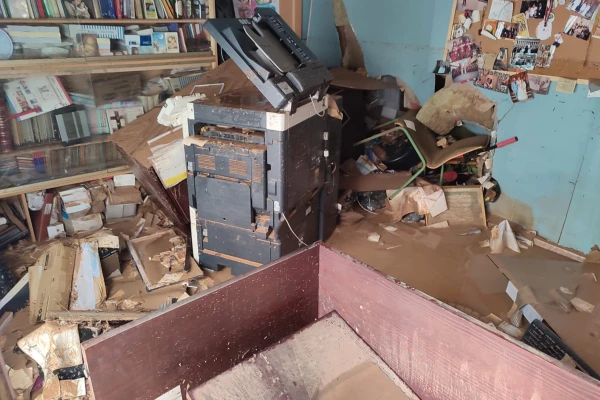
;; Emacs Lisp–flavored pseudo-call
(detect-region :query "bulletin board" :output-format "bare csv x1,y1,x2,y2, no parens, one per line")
447,0,600,81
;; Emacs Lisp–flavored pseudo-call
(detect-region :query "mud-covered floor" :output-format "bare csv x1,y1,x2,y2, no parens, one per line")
327,210,569,320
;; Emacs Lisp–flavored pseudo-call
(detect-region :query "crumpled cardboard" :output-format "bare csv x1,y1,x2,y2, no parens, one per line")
108,186,143,205
387,185,447,221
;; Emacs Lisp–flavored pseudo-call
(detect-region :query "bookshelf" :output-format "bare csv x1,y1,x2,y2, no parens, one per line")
0,0,218,246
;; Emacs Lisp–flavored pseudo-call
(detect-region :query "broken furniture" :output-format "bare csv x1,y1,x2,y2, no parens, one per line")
80,243,600,400
183,11,340,275
382,110,490,199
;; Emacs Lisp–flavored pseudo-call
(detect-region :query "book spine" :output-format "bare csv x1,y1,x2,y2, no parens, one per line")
55,0,65,17
91,0,101,18
113,0,122,19
99,0,115,18
35,0,45,17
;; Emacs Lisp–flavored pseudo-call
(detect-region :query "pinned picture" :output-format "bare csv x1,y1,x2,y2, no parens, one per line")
433,60,451,75
536,44,553,68
452,23,466,39
496,21,519,39
494,47,509,70
520,1,548,18
567,0,600,20
508,71,534,103
529,75,551,95
512,13,530,37
457,0,488,11
451,57,479,83
474,69,510,93
594,25,600,38
447,35,475,62
488,0,513,21
510,38,540,70
564,15,593,40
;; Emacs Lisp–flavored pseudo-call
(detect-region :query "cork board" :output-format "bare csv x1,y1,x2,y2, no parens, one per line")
447,0,600,81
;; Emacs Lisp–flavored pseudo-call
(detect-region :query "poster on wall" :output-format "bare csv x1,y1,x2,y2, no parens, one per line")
232,0,279,18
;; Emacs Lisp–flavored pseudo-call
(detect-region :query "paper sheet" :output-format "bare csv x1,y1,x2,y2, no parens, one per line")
488,0,514,22
557,78,577,94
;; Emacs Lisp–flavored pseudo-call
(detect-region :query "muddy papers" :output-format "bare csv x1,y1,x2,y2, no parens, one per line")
508,71,534,103
387,185,447,222
490,220,520,254
474,70,510,93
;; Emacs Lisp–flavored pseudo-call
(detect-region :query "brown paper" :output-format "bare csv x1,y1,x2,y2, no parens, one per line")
108,186,143,205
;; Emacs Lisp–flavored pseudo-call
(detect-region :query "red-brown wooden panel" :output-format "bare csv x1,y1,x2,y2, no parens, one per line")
318,245,600,400
83,245,321,400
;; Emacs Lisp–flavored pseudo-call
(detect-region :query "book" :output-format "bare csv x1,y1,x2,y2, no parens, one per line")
4,76,72,121
134,0,143,19
31,192,54,242
85,107,111,134
6,0,31,18
99,0,115,18
165,32,179,53
177,28,187,53
143,0,157,18
151,32,166,54
63,0,91,17
34,0,45,17
53,107,91,143
76,33,100,57
113,0,121,18
105,106,144,132
56,0,66,17
62,24,124,40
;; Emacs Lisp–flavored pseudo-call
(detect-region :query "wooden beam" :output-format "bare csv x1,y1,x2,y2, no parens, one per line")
46,310,148,322
0,165,130,199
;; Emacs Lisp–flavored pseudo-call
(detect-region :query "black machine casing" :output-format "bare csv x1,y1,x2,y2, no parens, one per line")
184,95,341,275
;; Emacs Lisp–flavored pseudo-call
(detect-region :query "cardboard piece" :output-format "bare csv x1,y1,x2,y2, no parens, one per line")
47,223,65,240
113,174,136,187
63,213,103,235
490,220,521,254
426,186,487,228
28,242,77,323
108,186,143,205
70,239,106,310
387,185,447,221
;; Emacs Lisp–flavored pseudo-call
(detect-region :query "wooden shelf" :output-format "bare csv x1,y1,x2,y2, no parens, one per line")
0,52,216,78
0,164,130,198
0,18,207,25
0,135,116,160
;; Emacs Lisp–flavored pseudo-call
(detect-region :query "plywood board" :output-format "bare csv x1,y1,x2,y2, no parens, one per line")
83,246,321,400
447,0,600,80
426,186,486,227
192,313,418,400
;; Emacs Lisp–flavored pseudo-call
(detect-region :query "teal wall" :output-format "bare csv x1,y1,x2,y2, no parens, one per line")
303,0,600,252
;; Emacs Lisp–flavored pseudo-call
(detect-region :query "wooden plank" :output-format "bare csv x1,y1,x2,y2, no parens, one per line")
0,18,206,24
533,237,585,263
317,245,600,400
20,194,35,242
83,245,321,400
0,200,26,232
426,185,486,228
0,53,216,78
0,165,130,199
46,310,147,322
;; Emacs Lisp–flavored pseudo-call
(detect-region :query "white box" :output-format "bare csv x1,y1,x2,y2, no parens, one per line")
105,201,137,221
58,187,92,204
62,201,91,219
47,223,65,239
113,174,136,187
64,213,103,235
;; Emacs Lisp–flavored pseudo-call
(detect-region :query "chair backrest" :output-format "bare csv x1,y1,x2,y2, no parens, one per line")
400,111,490,169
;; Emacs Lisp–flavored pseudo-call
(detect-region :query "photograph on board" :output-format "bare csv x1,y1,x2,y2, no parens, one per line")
520,1,548,18
536,44,553,68
564,15,593,40
447,35,475,62
474,69,510,93
451,57,479,83
567,0,600,20
508,71,534,103
494,47,509,70
529,75,551,95
457,0,488,11
509,37,540,70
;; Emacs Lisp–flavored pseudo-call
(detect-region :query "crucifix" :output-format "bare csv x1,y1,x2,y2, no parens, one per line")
109,111,125,131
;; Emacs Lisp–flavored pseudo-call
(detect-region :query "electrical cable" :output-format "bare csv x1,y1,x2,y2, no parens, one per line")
310,96,326,117
281,212,308,247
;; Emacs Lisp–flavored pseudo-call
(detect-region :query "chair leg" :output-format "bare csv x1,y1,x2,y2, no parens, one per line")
440,164,444,186
388,129,426,200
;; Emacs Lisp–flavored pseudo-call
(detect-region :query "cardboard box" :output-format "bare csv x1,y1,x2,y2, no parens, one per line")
105,202,137,221
58,187,92,204
60,186,92,219
64,213,103,235
91,201,106,214
47,223,65,240
114,174,136,187
63,74,142,107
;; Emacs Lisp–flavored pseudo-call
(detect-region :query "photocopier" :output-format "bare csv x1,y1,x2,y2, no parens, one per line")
183,8,341,275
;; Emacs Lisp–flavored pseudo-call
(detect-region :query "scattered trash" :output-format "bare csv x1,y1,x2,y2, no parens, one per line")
490,220,520,254
383,226,398,232
387,184,447,221
367,232,381,243
498,321,524,339
422,221,450,229
571,298,595,313
458,228,481,236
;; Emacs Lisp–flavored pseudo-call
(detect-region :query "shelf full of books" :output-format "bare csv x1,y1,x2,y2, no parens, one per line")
0,0,207,20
